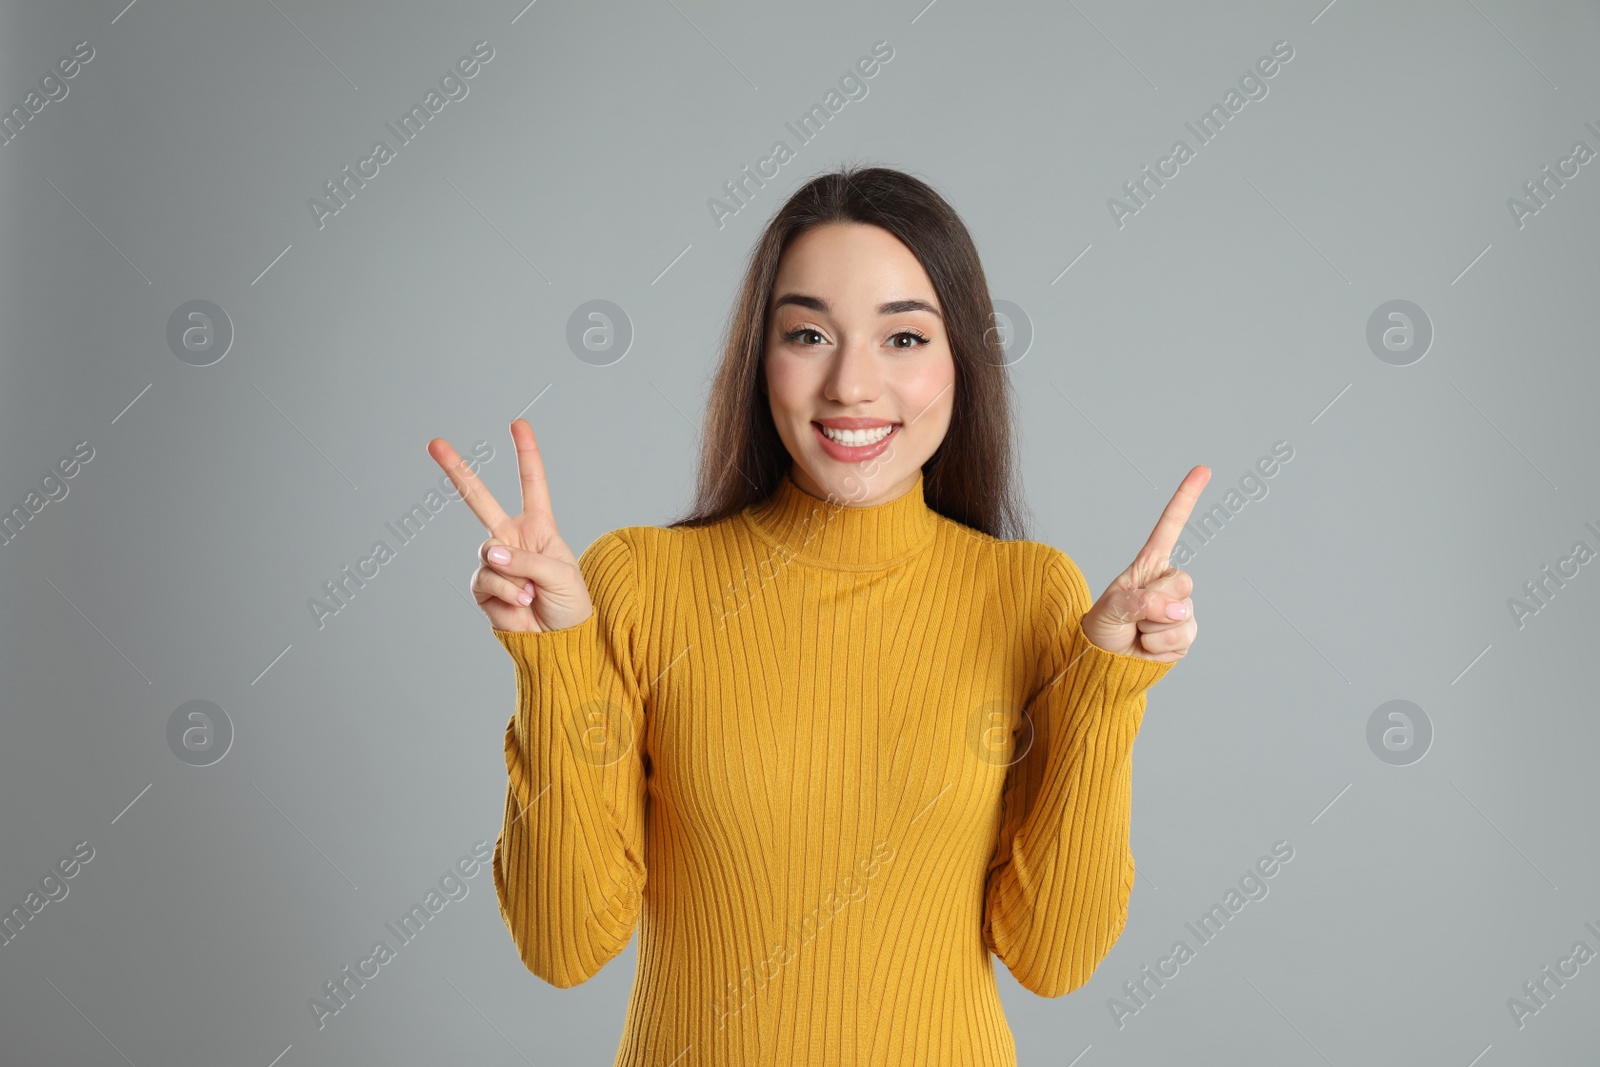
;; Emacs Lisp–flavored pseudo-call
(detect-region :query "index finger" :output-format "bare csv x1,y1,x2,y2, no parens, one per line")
427,435,513,534
1137,465,1211,567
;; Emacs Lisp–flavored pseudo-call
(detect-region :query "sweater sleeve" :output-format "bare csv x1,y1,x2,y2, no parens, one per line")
490,529,649,988
982,548,1174,997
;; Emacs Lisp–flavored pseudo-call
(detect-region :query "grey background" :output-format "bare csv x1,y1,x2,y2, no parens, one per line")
3,0,1598,1064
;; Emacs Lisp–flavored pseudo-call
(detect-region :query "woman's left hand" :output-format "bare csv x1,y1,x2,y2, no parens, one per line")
1079,465,1210,663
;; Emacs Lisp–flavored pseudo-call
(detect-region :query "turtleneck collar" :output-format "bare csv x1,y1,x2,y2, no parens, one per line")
742,467,940,570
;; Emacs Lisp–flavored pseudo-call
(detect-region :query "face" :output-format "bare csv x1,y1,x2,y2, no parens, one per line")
763,222,956,507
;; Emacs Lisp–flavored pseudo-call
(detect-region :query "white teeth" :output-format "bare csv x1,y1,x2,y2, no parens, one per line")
819,424,894,446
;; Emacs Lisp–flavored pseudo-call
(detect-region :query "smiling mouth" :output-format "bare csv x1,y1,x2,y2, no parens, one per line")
814,422,897,446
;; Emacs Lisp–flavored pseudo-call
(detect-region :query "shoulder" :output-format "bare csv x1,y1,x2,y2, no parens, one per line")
582,519,720,565
952,533,1095,626
576,519,728,598
568,528,644,613
921,512,1095,607
576,524,672,581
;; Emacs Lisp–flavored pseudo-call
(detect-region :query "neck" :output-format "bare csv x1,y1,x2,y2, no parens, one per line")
742,467,939,570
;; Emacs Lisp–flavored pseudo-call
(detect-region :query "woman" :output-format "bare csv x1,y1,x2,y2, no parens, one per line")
428,165,1206,1065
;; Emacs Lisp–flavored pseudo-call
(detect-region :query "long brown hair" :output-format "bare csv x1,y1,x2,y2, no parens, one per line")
667,163,1030,541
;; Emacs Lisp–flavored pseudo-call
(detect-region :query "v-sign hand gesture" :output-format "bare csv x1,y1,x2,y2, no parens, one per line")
1079,465,1211,662
427,419,594,633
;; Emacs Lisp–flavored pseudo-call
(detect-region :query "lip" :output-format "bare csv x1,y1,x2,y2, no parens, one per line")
815,416,898,429
812,419,900,462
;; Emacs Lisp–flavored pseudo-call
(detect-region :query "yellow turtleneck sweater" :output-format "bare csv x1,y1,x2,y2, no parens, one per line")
491,468,1173,1065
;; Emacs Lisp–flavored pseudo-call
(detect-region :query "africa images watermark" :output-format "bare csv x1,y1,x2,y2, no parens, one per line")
1506,118,1600,231
714,489,854,629
1,439,95,549
711,839,897,1032
714,423,918,629
307,40,496,231
306,840,492,1030
1163,439,1293,568
707,39,896,231
0,841,96,950
307,438,495,630
1108,39,1296,229
1505,517,1600,631
0,39,95,150
1506,914,1600,1031
1108,839,1296,1029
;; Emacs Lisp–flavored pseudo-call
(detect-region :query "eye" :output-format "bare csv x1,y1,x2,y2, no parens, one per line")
782,326,825,346
780,326,931,349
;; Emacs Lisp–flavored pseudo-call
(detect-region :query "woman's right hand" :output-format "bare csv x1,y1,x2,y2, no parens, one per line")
427,418,593,633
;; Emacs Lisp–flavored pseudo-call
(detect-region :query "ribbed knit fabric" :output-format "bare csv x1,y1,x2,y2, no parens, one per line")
491,467,1173,1066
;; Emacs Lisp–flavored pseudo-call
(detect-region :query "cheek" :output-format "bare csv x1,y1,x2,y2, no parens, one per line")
765,355,813,416
895,358,955,426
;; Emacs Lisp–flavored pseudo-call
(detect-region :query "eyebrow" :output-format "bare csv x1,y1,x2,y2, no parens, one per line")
770,293,943,320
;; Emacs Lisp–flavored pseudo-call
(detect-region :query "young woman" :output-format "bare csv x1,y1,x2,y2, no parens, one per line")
428,165,1206,1065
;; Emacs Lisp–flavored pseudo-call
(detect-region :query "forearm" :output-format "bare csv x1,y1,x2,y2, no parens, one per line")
493,623,647,988
985,624,1169,997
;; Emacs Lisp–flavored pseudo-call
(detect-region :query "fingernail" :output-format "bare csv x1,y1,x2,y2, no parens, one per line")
1166,602,1188,620
488,546,511,565
517,588,533,605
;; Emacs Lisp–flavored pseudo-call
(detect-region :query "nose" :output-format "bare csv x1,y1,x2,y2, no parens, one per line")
823,335,881,406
